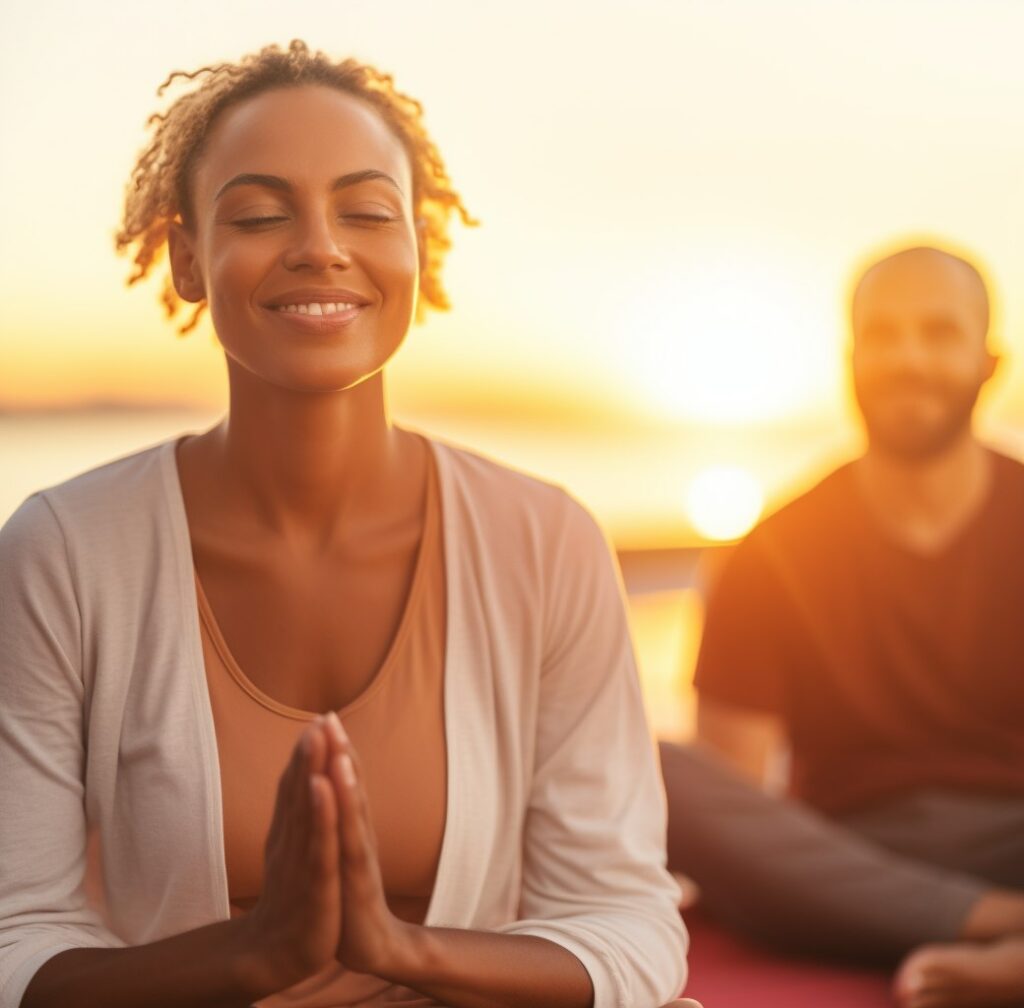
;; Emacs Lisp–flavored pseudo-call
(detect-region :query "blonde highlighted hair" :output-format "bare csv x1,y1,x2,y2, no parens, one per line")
115,39,477,335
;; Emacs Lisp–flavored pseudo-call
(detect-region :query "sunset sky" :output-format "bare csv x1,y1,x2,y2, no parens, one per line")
2,0,1023,542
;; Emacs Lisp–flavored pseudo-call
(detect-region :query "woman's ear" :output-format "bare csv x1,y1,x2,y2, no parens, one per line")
167,220,206,303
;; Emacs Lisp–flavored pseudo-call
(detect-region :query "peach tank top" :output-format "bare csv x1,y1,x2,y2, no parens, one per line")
194,445,447,1006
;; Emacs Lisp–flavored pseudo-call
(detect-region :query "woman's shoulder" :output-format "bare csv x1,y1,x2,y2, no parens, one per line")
40,435,170,502
420,427,601,536
1,435,174,557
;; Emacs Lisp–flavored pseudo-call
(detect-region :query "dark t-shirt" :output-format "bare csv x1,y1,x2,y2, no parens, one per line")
693,448,1024,816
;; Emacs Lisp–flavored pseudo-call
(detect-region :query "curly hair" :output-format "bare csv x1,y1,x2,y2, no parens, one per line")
114,39,477,336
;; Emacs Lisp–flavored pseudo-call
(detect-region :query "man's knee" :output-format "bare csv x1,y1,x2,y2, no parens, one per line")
658,739,710,785
659,739,752,804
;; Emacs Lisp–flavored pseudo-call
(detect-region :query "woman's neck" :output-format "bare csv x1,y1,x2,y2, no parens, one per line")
187,365,419,551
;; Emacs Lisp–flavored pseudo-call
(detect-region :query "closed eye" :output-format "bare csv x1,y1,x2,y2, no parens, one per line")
232,213,396,228
234,216,288,229
344,213,397,224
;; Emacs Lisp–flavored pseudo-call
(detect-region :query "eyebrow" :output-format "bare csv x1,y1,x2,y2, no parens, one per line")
213,169,403,201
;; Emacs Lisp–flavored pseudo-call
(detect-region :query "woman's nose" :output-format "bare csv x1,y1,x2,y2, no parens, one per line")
282,213,353,272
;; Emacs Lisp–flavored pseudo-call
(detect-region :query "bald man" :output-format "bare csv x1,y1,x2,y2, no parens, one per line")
660,246,1024,1008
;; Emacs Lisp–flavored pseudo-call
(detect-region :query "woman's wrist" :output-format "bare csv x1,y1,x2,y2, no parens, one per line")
21,916,304,1008
230,912,306,1000
359,918,432,985
347,925,596,1008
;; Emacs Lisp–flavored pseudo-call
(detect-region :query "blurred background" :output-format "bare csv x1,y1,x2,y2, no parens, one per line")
2,0,1022,742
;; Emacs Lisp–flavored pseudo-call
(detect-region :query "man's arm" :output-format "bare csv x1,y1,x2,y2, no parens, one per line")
690,531,797,795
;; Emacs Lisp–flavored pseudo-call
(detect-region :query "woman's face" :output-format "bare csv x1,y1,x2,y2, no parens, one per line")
170,84,420,393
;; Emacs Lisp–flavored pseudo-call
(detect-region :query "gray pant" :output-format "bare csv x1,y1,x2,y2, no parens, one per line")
659,741,1024,967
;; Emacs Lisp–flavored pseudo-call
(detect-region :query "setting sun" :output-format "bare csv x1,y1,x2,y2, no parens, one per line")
620,256,842,425
685,465,765,541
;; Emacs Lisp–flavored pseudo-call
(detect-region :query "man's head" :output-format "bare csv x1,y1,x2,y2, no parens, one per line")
850,244,999,461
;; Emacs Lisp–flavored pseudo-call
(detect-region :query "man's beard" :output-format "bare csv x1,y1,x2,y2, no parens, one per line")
853,373,983,462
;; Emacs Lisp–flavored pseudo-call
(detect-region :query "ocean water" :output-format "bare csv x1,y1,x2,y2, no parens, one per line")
0,406,866,542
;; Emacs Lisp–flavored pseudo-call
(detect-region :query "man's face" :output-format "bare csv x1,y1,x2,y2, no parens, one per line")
851,252,997,461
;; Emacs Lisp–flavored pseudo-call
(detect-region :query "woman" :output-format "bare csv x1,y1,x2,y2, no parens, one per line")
0,40,696,1008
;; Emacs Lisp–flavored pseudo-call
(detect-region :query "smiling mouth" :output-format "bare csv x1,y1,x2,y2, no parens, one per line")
265,301,367,331
272,301,361,316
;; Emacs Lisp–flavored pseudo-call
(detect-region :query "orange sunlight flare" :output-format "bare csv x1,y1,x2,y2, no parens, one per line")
620,258,840,425
685,465,765,542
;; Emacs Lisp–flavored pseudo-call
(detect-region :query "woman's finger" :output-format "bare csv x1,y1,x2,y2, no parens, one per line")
308,769,339,871
320,714,382,871
295,722,320,824
322,711,349,756
322,714,373,829
331,747,381,877
307,717,329,775
267,718,319,845
327,713,367,783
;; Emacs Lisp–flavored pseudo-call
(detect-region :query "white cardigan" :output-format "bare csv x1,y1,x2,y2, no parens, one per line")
0,427,688,1008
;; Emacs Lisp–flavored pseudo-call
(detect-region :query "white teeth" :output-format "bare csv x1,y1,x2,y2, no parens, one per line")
275,302,358,315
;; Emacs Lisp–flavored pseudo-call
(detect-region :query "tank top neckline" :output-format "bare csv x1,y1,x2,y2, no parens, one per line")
192,434,439,722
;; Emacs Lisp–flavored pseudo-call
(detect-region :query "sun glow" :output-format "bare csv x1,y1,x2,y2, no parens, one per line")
621,259,840,425
685,465,765,541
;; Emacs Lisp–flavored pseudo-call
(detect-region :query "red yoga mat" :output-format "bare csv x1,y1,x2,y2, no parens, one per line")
680,910,895,1007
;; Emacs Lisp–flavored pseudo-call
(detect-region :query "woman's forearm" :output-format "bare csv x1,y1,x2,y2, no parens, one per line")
378,924,594,1008
20,916,284,1008
23,720,356,1008
318,714,593,1007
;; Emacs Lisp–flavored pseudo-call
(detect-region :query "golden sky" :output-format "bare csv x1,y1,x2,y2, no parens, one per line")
2,1,1023,479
